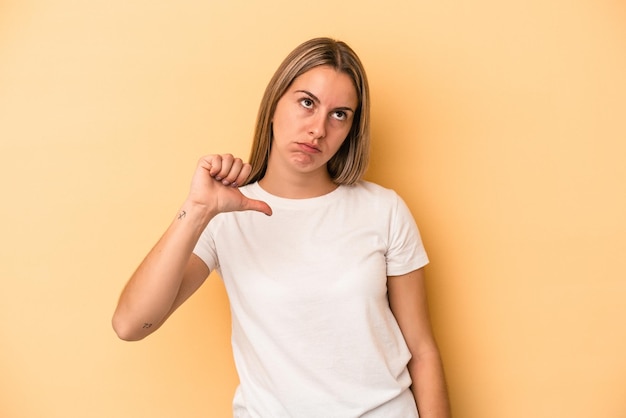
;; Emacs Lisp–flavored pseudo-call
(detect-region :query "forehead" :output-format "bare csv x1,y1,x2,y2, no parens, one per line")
288,66,358,106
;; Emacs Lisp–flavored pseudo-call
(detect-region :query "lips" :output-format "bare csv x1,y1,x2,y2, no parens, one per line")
296,142,321,153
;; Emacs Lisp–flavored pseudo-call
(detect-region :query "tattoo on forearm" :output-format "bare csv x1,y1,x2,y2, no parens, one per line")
178,210,186,220
143,323,153,329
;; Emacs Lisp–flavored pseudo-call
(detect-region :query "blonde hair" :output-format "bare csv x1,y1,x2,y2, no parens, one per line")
244,37,370,186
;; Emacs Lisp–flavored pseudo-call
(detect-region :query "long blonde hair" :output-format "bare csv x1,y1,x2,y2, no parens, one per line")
244,37,371,186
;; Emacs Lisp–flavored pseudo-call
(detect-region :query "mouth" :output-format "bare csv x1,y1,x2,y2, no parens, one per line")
296,142,321,153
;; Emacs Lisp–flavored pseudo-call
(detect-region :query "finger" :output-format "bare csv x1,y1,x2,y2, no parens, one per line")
199,154,223,177
230,163,252,188
214,154,234,181
198,155,216,173
243,198,272,216
221,158,244,186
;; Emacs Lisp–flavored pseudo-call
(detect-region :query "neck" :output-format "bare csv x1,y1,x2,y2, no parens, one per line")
259,165,338,199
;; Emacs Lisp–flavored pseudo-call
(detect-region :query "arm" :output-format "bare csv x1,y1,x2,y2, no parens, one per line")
388,268,451,418
112,154,271,341
111,207,212,341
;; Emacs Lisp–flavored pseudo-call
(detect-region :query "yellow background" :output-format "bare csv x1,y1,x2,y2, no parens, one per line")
1,1,625,417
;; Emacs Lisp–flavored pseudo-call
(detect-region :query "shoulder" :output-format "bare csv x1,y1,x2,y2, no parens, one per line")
342,180,402,205
345,180,396,196
346,181,419,228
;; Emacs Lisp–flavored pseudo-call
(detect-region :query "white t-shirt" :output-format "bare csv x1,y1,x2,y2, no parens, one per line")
193,181,429,417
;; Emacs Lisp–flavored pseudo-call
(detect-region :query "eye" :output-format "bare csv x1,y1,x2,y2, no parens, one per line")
300,98,314,109
331,110,348,121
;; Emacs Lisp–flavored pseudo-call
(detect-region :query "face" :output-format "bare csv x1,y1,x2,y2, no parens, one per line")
269,65,359,179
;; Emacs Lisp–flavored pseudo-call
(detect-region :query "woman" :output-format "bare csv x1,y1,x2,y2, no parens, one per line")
113,37,451,417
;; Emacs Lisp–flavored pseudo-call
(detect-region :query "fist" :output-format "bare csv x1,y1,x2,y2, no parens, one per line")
187,154,272,216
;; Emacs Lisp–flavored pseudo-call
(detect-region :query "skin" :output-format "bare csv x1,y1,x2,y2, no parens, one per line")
260,65,358,198
112,65,450,417
389,269,452,417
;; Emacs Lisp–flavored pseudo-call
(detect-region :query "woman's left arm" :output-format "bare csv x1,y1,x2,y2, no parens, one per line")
388,268,452,418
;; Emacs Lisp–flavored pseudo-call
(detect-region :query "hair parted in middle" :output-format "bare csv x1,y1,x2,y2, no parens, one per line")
243,37,371,186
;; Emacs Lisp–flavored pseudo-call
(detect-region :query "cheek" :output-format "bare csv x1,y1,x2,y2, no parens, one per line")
274,122,294,143
331,124,353,145
272,107,298,137
270,116,286,139
329,134,350,154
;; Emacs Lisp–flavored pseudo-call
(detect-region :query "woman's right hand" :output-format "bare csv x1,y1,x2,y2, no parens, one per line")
186,154,272,216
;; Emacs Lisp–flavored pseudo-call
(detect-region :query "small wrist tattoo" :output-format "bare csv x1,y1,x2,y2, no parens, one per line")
178,210,187,220
143,323,153,329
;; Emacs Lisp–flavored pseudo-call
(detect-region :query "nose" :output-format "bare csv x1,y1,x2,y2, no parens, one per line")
308,112,326,139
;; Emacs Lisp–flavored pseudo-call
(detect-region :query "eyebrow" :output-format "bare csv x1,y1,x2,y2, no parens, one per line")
294,89,355,113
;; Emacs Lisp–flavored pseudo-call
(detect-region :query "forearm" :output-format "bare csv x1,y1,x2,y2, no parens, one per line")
409,349,451,418
112,202,214,340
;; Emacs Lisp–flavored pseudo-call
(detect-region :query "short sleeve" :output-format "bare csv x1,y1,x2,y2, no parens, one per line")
193,223,219,273
385,193,429,276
